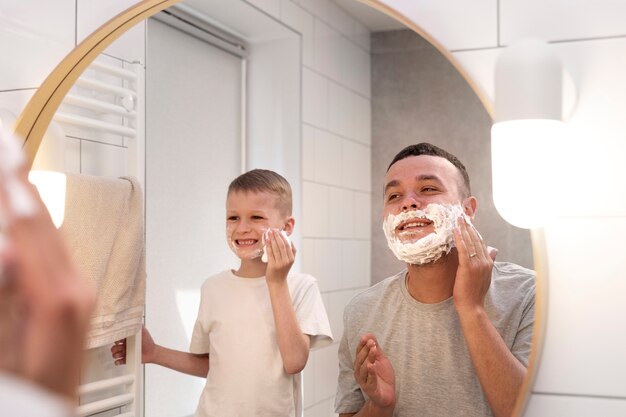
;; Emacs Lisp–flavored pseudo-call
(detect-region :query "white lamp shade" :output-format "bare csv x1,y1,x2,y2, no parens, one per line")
28,170,67,229
492,39,566,229
491,120,566,229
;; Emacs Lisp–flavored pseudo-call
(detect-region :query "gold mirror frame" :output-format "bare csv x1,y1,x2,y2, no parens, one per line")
13,1,546,416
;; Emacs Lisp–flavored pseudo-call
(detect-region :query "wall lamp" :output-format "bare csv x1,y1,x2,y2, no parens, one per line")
491,39,568,229
0,109,67,228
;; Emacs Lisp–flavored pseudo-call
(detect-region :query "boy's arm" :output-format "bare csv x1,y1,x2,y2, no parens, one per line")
112,326,209,378
265,229,311,375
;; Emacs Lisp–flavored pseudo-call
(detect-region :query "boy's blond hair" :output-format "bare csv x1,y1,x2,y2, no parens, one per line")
227,169,292,216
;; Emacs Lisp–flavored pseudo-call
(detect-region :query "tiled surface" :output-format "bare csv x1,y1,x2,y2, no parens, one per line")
302,238,343,292
303,68,329,128
328,186,354,238
76,0,145,63
378,0,498,51
342,140,370,192
500,0,626,45
281,0,315,67
328,81,355,139
80,141,128,178
302,181,331,237
0,0,75,90
246,0,281,20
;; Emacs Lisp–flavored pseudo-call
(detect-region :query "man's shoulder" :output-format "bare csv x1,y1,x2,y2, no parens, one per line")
490,261,536,298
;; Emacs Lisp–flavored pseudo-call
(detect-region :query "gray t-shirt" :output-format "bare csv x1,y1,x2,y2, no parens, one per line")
335,262,535,417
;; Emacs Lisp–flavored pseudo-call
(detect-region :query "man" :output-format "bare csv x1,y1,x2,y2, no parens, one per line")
335,143,535,417
0,127,95,417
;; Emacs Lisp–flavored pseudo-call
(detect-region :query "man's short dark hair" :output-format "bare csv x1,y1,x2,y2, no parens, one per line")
387,143,471,197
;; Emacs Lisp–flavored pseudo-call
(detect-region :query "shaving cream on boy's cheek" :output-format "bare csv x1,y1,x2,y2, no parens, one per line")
260,229,290,263
382,203,466,265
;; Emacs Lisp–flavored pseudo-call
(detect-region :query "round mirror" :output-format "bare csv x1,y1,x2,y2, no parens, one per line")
8,1,540,416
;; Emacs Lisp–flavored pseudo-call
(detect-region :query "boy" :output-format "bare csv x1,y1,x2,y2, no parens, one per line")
112,169,333,417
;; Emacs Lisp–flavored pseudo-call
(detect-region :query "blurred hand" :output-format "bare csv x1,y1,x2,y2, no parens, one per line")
0,130,95,401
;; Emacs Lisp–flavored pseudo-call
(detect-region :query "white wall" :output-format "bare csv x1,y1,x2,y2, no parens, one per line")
277,1,373,415
378,0,626,415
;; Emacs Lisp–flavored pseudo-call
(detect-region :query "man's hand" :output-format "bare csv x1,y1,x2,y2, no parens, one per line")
452,216,497,311
354,333,396,410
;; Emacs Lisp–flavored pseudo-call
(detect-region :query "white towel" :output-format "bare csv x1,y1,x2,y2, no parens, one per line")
60,174,145,348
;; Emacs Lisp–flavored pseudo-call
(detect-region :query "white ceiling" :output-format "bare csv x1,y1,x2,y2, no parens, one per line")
333,0,407,32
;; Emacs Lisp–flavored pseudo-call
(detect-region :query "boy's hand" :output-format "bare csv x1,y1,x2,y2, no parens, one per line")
112,326,156,365
265,229,295,284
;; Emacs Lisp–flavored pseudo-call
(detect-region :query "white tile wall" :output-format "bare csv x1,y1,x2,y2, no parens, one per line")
65,137,81,174
328,187,354,238
301,238,343,292
341,140,370,191
281,0,315,67
246,0,281,20
327,0,356,40
303,68,329,128
313,128,344,186
353,94,371,145
281,2,373,414
379,0,498,51
296,0,331,23
302,181,331,237
500,0,626,45
80,140,128,178
0,0,75,90
76,0,145,63
328,81,355,139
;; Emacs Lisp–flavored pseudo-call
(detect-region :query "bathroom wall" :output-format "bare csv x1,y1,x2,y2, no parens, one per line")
0,1,371,416
370,29,533,283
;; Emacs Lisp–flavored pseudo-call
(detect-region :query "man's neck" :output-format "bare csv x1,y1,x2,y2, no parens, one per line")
405,250,458,303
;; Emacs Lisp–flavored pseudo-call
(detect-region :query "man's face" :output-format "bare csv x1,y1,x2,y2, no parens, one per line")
225,191,292,260
383,155,470,243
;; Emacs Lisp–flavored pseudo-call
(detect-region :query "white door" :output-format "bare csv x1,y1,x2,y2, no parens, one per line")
145,18,242,417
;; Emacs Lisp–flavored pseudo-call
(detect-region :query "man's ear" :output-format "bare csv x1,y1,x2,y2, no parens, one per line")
283,217,295,235
463,196,477,219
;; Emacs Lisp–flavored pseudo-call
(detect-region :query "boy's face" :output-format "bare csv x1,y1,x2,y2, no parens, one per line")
226,190,293,261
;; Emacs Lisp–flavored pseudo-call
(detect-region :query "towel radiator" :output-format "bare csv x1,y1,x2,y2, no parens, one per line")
54,57,145,417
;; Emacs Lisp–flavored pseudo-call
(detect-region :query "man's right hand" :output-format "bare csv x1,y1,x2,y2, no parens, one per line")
354,333,396,411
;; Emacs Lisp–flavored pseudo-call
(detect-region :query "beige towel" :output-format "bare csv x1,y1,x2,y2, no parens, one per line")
60,174,145,349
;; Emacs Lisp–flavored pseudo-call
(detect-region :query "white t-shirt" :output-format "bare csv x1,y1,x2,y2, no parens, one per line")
190,270,333,417
0,372,73,417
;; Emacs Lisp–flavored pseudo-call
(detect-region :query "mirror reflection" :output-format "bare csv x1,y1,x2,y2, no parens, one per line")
0,0,535,416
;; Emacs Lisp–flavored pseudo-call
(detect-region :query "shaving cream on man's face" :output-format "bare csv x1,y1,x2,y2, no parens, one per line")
382,203,465,265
